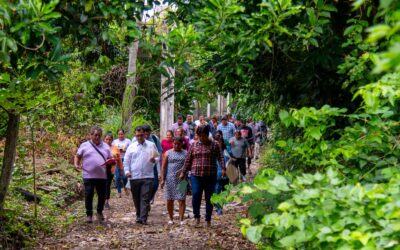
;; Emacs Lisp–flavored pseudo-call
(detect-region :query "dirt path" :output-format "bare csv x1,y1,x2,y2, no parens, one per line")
35,164,258,250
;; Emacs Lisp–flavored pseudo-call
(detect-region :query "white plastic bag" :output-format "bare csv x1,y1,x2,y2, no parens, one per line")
226,159,239,184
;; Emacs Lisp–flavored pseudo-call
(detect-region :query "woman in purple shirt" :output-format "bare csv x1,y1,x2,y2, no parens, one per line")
74,126,112,223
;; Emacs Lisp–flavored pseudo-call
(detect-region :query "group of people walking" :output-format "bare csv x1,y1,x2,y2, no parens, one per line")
74,114,267,226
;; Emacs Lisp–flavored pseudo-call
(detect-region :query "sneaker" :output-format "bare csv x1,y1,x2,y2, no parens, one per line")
96,213,105,222
242,176,247,181
86,215,93,223
193,218,200,226
206,221,211,227
168,220,174,225
104,202,110,209
118,193,122,198
217,209,223,216
180,220,186,226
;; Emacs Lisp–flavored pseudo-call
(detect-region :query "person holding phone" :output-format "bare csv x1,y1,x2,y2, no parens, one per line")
74,126,112,223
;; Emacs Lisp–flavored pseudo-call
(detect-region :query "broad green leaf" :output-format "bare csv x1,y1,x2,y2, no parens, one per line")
350,231,370,245
308,127,322,140
41,12,61,20
36,22,57,33
246,225,264,243
321,4,337,12
0,51,10,63
353,0,366,9
366,25,390,42
270,175,289,191
279,231,309,247
277,201,292,212
279,110,292,127
309,38,319,47
306,8,317,25
6,38,17,52
85,0,94,12
10,22,25,32
241,185,254,194
380,0,394,9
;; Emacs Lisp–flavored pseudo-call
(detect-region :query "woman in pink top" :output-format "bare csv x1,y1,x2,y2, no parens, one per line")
161,130,174,155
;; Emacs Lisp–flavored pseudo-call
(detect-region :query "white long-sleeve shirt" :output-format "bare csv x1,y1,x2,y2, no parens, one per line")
123,140,160,180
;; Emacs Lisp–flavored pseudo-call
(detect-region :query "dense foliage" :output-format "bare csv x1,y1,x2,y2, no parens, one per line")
211,0,400,249
165,0,382,117
1,0,400,248
0,0,162,246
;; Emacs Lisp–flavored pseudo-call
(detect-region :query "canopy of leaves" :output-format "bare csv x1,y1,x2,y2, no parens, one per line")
163,0,395,117
213,0,400,248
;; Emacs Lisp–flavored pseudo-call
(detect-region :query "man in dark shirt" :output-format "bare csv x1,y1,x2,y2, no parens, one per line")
236,119,254,172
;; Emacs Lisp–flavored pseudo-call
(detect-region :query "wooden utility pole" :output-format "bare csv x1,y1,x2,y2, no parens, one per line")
227,93,231,114
217,94,226,116
160,9,175,139
193,100,199,119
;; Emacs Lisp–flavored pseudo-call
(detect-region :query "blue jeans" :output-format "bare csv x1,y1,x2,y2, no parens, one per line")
215,177,229,213
151,164,159,201
191,175,217,222
115,163,127,194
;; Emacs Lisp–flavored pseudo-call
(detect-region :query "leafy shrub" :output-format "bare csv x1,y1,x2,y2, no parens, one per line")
217,168,400,249
213,3,400,249
101,108,154,139
275,101,400,179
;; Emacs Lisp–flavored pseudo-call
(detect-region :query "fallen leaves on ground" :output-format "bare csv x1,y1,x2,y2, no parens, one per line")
35,164,259,250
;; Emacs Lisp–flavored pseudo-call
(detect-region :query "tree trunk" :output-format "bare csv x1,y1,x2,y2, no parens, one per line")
160,66,175,139
122,40,139,133
0,113,20,211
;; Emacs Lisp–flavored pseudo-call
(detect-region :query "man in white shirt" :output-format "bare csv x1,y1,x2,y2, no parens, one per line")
124,126,160,225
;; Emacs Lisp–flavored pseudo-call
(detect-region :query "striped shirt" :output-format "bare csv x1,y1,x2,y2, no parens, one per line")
217,122,236,141
182,140,225,177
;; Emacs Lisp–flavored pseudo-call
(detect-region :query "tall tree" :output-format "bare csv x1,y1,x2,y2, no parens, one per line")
121,0,155,133
0,0,64,211
122,40,140,132
0,0,148,211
